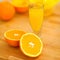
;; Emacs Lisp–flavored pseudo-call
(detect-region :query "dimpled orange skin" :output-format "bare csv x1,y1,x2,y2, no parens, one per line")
0,2,15,20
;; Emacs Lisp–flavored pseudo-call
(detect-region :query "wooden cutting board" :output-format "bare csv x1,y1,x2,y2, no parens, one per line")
0,3,60,60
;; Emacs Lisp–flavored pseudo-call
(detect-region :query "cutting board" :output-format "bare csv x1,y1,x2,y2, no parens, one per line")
0,3,60,60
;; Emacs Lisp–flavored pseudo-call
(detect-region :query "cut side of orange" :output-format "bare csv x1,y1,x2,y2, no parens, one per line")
20,33,43,57
10,0,29,13
4,30,25,47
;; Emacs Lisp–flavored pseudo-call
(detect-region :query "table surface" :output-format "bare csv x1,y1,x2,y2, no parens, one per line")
0,3,60,60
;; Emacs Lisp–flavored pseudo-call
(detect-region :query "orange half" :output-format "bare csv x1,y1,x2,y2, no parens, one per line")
20,33,43,57
4,30,25,47
10,0,29,13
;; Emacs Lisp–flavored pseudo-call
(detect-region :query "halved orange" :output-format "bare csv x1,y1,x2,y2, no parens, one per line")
4,30,25,47
10,0,29,13
20,33,43,57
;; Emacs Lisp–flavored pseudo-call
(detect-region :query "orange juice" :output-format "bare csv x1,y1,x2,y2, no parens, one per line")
29,0,43,32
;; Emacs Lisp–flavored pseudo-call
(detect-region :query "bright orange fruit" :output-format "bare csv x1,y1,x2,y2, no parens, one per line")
20,33,43,57
10,0,28,13
4,30,25,47
15,7,28,13
0,2,15,20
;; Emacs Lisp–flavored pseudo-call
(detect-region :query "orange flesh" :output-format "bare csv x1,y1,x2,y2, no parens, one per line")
21,34,42,55
5,30,25,40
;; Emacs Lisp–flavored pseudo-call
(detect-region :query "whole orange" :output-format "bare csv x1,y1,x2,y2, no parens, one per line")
0,2,15,20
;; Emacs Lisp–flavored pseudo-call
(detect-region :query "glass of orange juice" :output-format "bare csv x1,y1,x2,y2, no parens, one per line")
29,0,44,33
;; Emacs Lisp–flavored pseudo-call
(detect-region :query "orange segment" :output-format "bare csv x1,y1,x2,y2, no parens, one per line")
4,30,25,47
20,33,43,57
